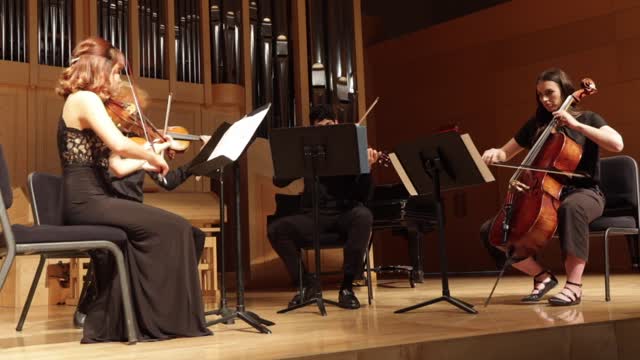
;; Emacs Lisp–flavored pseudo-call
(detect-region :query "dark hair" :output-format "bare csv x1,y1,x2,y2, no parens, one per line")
309,104,336,123
535,68,579,121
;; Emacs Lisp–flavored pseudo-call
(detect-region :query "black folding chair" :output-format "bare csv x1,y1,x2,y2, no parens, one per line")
0,145,138,344
589,155,640,301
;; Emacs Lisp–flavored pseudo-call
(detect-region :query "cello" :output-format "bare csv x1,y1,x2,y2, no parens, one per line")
484,78,598,304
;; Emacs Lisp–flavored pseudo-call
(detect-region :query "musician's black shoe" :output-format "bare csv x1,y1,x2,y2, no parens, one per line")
288,281,321,307
410,269,424,284
338,289,360,309
73,310,86,329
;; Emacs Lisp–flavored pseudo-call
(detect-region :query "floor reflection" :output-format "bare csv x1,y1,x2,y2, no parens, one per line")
533,305,585,325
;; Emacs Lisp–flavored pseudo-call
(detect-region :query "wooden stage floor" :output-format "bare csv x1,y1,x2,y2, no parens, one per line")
1,274,640,360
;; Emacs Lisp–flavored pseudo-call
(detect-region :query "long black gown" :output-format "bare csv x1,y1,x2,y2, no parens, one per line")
57,119,212,343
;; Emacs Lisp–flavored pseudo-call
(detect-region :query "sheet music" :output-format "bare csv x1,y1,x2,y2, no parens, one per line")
389,152,418,196
389,133,494,196
460,133,495,183
207,104,271,162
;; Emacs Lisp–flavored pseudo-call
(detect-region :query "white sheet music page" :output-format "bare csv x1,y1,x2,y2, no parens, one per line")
207,104,271,162
460,133,495,183
389,152,418,196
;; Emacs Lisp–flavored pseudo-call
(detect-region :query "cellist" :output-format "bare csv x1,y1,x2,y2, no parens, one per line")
480,68,624,306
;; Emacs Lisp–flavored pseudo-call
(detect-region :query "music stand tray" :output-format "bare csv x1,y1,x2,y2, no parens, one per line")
389,131,494,314
270,123,369,316
189,104,275,333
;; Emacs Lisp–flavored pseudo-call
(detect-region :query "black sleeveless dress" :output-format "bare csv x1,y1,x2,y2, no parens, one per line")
57,119,212,343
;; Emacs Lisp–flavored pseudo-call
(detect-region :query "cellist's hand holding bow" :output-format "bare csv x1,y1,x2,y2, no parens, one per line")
481,148,507,165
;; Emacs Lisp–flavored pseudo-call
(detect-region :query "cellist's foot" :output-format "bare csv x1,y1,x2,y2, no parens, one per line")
548,281,582,306
521,270,558,303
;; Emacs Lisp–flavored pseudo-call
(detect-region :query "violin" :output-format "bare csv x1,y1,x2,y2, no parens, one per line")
488,78,598,260
106,84,202,153
163,126,203,152
105,82,166,144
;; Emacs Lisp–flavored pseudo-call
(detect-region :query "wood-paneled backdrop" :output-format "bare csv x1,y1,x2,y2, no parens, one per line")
0,0,368,298
365,0,640,274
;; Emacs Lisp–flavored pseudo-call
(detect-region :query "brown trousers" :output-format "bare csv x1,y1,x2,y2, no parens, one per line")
480,187,605,266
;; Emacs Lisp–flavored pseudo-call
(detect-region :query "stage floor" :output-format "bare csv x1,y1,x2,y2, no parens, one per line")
1,274,640,359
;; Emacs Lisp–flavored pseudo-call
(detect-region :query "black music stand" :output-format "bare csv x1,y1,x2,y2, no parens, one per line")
391,132,494,314
270,123,369,316
189,104,274,333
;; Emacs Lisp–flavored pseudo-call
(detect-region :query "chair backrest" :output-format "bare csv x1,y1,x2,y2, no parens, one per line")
27,172,64,226
0,145,15,257
599,155,640,224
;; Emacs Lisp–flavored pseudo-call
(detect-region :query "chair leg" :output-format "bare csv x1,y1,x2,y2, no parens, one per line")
0,252,15,295
365,250,373,305
627,235,640,271
16,255,47,331
298,249,304,295
604,232,611,302
75,260,94,314
110,247,138,345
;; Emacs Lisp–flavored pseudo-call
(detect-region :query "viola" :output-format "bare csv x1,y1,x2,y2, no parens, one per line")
488,78,598,260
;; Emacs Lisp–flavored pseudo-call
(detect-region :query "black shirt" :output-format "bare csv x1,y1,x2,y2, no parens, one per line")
514,111,608,188
105,163,193,203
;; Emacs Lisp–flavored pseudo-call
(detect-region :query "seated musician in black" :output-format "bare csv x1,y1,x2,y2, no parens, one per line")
267,104,380,309
74,137,210,327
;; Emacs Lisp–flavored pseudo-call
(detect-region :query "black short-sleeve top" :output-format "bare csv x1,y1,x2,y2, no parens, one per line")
513,111,608,188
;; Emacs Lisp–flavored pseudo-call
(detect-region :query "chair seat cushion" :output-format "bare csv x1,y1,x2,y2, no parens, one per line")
10,224,127,246
589,216,637,231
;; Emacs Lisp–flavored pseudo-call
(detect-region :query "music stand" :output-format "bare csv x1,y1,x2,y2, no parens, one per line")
189,104,274,333
270,123,369,316
390,131,494,314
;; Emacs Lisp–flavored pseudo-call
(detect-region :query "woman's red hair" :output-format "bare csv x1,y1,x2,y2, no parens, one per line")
55,37,126,101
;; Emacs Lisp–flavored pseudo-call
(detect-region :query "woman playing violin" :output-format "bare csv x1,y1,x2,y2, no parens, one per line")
480,68,624,306
56,36,211,342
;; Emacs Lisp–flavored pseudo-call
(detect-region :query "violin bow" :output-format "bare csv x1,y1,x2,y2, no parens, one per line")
162,92,173,135
160,92,173,159
491,163,589,178
123,61,167,184
123,64,151,144
356,96,379,126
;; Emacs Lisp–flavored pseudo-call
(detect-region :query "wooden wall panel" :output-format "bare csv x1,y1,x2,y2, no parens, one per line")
0,86,29,187
366,0,640,273
35,90,65,175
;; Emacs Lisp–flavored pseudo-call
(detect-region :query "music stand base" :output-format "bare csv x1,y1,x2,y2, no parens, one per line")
204,306,235,325
395,295,477,314
277,295,341,317
206,310,274,333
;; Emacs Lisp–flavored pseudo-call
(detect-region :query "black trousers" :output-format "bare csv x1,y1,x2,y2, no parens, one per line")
267,205,373,285
480,187,605,267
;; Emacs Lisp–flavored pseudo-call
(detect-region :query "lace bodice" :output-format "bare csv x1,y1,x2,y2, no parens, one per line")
57,119,110,169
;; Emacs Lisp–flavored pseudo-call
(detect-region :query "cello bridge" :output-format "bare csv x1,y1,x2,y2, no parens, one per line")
509,180,530,192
